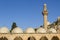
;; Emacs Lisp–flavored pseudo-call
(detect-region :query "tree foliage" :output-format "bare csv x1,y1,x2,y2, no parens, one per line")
10,22,17,32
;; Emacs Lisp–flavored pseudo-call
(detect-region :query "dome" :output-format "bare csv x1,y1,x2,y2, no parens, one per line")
25,27,35,33
0,27,10,33
36,28,46,33
48,28,57,33
11,27,23,33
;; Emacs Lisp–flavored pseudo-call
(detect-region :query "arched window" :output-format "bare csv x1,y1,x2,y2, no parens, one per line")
14,36,23,40
0,37,8,40
40,36,48,40
28,36,36,40
51,36,59,40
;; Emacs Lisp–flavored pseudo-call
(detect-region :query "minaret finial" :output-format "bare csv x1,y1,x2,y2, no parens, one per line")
44,3,47,11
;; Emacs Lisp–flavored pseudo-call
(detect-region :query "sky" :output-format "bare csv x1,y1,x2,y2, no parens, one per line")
0,0,60,30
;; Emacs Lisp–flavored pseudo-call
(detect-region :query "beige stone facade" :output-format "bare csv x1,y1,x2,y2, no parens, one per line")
0,4,60,40
0,33,60,40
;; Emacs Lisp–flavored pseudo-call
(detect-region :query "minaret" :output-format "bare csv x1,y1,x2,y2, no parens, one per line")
42,4,48,30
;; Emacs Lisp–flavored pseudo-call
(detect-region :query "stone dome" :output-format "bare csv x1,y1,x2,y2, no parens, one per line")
36,28,46,33
0,27,10,33
11,27,23,33
25,27,35,33
48,28,57,33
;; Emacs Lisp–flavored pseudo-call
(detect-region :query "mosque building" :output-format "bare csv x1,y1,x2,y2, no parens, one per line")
0,4,60,40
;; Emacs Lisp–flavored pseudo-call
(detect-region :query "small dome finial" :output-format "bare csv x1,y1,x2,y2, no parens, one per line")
44,3,46,6
44,3,47,11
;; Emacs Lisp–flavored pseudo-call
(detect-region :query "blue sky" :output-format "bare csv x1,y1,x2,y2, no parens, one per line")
0,0,60,30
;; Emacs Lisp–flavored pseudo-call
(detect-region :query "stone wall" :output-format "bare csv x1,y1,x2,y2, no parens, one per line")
0,33,60,40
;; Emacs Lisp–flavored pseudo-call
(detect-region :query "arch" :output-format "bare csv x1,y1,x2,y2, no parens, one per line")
28,36,36,40
51,36,59,40
14,36,23,40
0,37,8,40
40,36,48,40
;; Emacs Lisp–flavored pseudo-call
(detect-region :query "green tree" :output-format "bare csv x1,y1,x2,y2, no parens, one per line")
10,22,17,32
